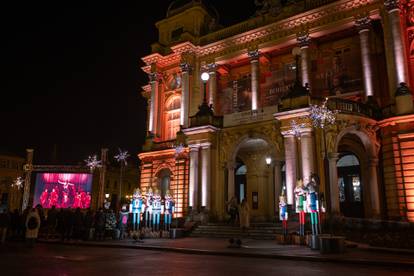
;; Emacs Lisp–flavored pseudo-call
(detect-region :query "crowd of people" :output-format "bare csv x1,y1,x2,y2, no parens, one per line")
0,204,133,247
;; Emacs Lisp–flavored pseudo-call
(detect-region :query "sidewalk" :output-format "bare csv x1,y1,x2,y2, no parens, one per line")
39,237,414,268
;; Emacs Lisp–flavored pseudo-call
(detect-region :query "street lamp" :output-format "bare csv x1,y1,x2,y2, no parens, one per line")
201,72,210,103
309,97,338,213
114,149,130,208
265,156,272,166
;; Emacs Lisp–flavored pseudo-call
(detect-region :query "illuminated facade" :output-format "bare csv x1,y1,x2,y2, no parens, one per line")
0,154,25,211
139,0,414,222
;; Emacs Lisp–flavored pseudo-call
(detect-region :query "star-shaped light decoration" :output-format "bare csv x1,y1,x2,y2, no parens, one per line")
174,144,185,157
12,177,24,189
114,149,130,166
309,97,338,129
290,119,306,139
85,155,102,172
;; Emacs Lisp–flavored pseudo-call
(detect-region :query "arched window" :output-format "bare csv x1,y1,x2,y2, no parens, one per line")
158,169,171,198
165,96,181,140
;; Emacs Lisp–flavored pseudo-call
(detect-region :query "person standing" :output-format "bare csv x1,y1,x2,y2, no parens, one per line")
239,198,250,232
0,209,10,244
46,206,58,240
25,208,41,247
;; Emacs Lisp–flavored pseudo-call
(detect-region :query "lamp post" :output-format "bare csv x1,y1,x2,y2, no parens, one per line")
201,72,210,104
114,149,130,208
309,97,338,214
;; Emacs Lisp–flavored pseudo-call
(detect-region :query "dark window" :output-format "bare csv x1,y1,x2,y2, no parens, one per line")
171,27,183,41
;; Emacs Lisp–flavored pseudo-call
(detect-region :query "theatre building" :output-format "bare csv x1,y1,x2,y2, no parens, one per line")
138,0,414,224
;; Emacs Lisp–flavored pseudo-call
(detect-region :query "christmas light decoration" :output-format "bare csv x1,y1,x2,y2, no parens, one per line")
290,119,306,138
85,155,102,172
12,177,24,189
309,97,338,129
114,149,130,166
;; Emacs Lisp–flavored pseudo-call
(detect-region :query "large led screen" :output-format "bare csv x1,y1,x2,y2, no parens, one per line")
33,173,93,209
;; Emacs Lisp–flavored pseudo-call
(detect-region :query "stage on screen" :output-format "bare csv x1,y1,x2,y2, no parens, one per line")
33,173,93,208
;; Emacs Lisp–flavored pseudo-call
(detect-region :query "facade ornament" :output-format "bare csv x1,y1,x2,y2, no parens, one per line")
248,49,260,61
179,62,192,73
355,16,372,32
296,32,311,48
384,0,401,12
148,72,158,83
206,63,218,73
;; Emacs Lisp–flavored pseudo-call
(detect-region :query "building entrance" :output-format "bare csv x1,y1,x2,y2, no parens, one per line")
235,162,247,204
337,154,364,218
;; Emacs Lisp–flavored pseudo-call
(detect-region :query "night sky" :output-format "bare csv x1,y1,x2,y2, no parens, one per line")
0,0,255,165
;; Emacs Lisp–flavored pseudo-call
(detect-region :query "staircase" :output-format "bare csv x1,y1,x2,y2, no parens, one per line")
191,223,282,240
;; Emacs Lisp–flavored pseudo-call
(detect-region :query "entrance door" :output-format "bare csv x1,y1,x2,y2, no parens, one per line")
337,154,364,218
235,164,247,204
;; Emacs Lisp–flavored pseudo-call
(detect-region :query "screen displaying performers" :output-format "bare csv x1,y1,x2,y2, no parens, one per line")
33,173,93,209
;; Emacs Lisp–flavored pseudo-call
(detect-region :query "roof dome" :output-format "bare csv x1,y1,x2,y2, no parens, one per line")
166,0,219,21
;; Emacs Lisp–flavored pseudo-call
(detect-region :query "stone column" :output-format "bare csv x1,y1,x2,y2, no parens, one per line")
248,50,260,112
189,145,199,209
274,160,283,212
207,63,217,109
355,16,374,99
180,63,191,128
368,158,381,217
227,162,235,201
300,129,315,184
384,0,409,86
283,134,297,205
201,143,211,209
328,152,340,214
297,33,311,88
148,72,159,134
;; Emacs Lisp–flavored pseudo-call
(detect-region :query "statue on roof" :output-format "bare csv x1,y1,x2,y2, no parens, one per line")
254,0,282,17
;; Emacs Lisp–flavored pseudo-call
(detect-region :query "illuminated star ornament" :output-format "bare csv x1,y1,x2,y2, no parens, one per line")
309,97,338,129
290,119,305,139
114,149,130,166
12,177,24,189
85,155,102,172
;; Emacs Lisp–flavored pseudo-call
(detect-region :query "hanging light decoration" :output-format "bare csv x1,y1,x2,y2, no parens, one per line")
114,149,130,166
290,119,306,139
309,97,338,129
12,176,24,189
85,155,102,172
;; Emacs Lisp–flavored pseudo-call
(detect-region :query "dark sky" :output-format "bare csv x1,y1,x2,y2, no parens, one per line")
0,0,255,165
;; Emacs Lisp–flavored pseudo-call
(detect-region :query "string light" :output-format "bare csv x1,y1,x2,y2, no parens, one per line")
290,119,306,139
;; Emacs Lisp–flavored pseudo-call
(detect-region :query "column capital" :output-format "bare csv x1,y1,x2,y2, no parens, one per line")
328,152,340,161
384,0,401,12
148,72,159,83
248,49,260,61
369,158,379,166
189,144,200,152
355,16,372,32
227,161,236,170
206,63,218,73
200,142,212,149
180,62,192,73
296,32,311,48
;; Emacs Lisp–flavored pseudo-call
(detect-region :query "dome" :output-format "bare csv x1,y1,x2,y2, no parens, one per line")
166,0,219,21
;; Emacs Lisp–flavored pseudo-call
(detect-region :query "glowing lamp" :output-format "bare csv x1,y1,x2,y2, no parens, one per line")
201,72,210,82
265,157,272,166
105,193,110,199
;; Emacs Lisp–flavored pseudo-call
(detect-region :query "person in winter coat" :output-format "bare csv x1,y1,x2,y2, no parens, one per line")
25,208,41,247
239,198,250,232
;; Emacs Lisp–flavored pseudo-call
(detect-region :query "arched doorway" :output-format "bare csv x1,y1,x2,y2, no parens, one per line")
337,153,363,218
229,136,278,221
235,161,247,204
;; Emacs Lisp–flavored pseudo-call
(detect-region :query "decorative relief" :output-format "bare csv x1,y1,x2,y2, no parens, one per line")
297,31,311,48
384,0,401,12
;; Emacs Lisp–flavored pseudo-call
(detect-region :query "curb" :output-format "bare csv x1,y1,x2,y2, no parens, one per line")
38,240,414,268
